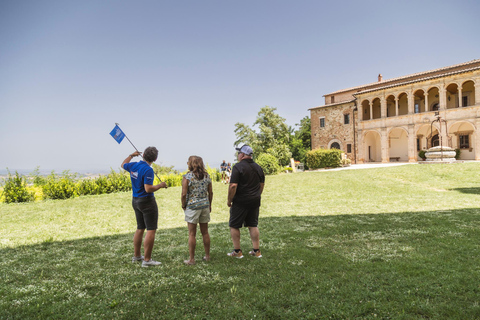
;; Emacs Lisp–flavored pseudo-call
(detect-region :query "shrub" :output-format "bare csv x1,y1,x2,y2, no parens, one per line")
1,170,34,203
341,158,351,166
418,150,426,160
206,165,221,182
306,148,342,169
157,173,183,187
256,153,281,175
455,148,461,160
42,171,77,200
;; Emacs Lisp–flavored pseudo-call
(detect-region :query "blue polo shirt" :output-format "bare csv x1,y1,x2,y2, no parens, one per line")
123,161,155,198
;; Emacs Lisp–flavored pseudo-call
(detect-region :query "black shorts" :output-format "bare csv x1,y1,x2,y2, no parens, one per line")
229,202,259,228
132,196,158,230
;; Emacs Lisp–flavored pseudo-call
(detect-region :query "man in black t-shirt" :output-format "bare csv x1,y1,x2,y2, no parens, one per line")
227,144,265,259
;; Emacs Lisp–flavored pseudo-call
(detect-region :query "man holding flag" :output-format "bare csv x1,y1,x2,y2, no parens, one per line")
122,147,167,267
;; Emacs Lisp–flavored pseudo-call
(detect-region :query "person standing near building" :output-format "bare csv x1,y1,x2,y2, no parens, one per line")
122,146,167,267
227,144,265,259
220,160,227,183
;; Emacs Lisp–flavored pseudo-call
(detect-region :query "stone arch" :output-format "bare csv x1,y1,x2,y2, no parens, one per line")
386,95,396,117
328,139,342,151
372,97,381,119
363,130,381,162
460,80,475,107
427,87,440,111
397,92,408,116
361,99,371,121
413,89,426,113
445,82,459,109
449,121,476,160
388,127,409,161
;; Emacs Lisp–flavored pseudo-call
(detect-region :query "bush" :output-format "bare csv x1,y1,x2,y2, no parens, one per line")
341,158,351,166
306,148,343,169
455,148,461,160
1,170,34,203
206,165,221,182
256,153,281,175
418,150,426,160
42,171,77,200
157,173,183,187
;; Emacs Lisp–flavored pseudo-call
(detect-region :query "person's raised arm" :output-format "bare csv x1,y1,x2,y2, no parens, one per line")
121,151,141,169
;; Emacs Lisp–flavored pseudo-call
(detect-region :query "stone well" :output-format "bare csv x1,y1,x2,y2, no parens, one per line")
424,146,456,163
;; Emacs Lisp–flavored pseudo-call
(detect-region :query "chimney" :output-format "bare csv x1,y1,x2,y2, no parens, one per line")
378,74,383,82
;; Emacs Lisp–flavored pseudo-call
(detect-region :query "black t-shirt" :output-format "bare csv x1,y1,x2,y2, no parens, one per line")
230,159,265,206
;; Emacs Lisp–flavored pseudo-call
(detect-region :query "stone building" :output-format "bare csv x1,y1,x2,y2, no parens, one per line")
309,59,480,163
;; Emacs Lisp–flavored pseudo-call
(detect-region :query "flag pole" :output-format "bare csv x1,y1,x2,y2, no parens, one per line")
115,123,165,185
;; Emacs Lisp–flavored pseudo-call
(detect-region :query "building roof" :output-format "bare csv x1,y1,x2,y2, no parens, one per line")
323,59,480,97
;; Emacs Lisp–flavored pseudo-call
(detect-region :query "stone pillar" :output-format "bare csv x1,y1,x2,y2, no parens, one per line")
475,119,480,160
357,129,364,163
439,87,447,110
395,98,399,116
359,105,363,121
425,92,429,112
381,127,389,163
475,79,480,105
458,87,463,107
408,124,416,162
380,97,386,118
369,101,373,120
408,92,414,114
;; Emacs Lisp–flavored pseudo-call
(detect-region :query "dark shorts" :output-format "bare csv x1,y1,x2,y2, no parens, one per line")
229,202,259,228
132,196,158,230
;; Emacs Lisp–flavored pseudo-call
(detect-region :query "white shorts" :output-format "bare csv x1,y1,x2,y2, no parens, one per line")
184,207,211,224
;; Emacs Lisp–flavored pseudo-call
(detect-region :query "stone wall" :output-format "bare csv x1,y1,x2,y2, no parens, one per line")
310,102,357,161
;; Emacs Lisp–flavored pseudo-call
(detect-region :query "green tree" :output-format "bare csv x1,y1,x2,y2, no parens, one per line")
289,116,311,167
234,106,292,166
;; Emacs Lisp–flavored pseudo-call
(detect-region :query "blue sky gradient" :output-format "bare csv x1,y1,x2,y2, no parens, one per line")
1,0,479,173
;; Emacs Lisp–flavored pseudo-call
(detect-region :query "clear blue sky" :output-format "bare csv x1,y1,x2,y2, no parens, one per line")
1,0,479,173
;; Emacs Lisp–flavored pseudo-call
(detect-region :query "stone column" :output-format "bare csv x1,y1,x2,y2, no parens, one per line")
475,79,480,105
395,98,399,116
458,87,463,107
357,129,364,163
439,87,447,110
425,92,429,112
408,92,414,114
408,124,416,162
380,97,386,118
475,119,480,160
381,127,389,163
369,101,373,120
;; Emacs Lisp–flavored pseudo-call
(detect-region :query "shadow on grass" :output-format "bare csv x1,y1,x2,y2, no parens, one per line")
1,208,480,319
452,187,480,195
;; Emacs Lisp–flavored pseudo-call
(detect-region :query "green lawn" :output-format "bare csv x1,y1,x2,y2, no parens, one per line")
1,163,480,319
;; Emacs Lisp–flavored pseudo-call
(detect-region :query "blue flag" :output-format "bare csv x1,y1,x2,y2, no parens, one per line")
110,125,125,144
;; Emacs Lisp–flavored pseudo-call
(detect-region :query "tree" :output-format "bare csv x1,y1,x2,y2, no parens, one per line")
234,106,292,166
289,116,311,167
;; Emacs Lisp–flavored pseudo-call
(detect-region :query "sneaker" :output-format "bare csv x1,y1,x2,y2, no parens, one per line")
132,255,144,262
227,250,243,259
142,259,162,267
249,250,262,258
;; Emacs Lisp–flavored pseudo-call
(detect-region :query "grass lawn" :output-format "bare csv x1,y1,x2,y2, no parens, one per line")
1,163,480,319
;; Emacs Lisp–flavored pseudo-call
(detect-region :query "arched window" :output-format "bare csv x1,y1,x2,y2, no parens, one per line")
331,142,340,149
431,134,439,147
432,103,439,111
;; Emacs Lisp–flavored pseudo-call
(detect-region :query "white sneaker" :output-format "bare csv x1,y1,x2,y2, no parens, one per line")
132,255,144,262
142,259,162,267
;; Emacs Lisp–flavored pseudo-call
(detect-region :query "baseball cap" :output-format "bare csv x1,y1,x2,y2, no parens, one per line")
235,144,253,156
